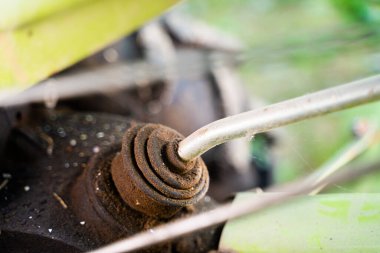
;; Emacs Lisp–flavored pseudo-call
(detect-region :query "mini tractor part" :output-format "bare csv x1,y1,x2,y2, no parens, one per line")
111,123,209,218
0,111,220,253
177,75,380,161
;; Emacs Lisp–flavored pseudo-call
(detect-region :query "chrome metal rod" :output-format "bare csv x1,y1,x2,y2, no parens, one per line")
178,75,380,161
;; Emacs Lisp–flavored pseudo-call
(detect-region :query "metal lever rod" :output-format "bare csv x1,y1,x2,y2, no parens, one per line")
178,75,380,161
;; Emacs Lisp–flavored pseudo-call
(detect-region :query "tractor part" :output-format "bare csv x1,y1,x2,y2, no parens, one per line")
0,110,220,253
111,123,209,218
88,160,380,253
178,74,380,161
1,12,266,201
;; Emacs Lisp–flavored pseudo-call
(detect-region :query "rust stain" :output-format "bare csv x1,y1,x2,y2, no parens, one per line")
111,123,209,218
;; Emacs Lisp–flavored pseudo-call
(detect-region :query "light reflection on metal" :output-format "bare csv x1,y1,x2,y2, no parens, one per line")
178,75,380,161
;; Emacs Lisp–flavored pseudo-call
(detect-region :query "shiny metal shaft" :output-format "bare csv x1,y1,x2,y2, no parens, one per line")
178,75,380,161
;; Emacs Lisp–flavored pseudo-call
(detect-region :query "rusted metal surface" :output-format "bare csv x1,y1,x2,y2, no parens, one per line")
111,123,209,218
0,110,220,252
87,161,380,253
0,111,135,251
44,16,265,202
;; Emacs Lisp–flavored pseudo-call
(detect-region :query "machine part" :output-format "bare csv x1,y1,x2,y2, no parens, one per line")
51,47,265,201
1,112,132,252
210,64,252,175
0,105,30,160
0,109,16,155
87,160,380,253
111,123,209,218
0,110,220,252
2,11,271,202
178,74,380,161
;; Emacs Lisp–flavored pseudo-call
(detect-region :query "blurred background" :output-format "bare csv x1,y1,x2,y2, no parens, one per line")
2,1,380,251
2,0,380,195
182,0,380,190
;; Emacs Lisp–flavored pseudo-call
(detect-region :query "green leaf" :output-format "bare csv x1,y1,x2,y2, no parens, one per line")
220,193,380,252
0,0,178,89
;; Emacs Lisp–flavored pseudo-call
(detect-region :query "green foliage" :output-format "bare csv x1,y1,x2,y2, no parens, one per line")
220,193,380,252
330,0,380,29
331,0,372,24
0,0,178,88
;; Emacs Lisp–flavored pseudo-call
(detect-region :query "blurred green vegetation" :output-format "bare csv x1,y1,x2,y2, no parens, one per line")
183,0,380,191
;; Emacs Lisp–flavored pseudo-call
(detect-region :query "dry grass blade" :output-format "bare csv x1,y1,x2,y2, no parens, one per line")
307,123,378,195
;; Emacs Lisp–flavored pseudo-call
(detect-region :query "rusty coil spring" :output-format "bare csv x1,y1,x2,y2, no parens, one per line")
111,123,209,218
